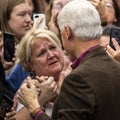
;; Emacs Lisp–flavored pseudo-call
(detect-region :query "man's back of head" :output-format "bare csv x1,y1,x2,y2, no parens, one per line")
58,0,103,41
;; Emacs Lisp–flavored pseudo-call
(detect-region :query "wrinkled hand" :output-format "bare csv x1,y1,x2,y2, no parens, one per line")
17,80,40,112
4,107,16,120
34,76,58,106
106,38,120,63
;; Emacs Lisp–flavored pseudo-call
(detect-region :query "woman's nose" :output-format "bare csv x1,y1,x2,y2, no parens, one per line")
25,14,32,22
48,50,54,59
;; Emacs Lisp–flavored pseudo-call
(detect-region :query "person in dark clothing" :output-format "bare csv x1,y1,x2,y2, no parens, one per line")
0,61,14,98
0,61,14,120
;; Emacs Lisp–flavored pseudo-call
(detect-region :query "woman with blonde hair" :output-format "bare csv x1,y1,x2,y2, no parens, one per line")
14,28,71,120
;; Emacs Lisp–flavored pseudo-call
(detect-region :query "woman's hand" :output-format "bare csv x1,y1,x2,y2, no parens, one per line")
34,76,58,106
32,15,47,30
17,80,40,112
2,58,15,70
106,38,120,63
4,107,16,120
0,31,16,70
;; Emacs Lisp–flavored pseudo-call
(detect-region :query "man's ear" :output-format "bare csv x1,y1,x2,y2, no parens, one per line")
64,26,73,41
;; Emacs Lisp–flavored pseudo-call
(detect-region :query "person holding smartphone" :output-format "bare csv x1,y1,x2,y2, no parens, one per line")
0,59,15,120
0,32,15,120
0,0,33,119
100,25,120,63
106,38,120,62
0,0,34,94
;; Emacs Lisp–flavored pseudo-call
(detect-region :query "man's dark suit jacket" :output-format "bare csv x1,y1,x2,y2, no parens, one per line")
38,46,120,120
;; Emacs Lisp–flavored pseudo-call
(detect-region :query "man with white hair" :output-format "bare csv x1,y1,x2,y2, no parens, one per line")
56,0,120,120
17,0,120,120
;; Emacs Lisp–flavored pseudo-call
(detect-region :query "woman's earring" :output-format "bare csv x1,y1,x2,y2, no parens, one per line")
30,71,35,79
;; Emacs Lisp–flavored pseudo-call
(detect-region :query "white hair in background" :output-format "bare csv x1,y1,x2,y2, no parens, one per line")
57,0,103,41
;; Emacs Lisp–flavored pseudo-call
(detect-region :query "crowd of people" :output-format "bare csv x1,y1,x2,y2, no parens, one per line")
0,0,120,120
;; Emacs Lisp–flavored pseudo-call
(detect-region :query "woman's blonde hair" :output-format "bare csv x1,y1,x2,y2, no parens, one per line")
17,28,62,71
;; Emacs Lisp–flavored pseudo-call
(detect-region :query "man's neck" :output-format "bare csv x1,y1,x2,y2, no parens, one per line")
74,39,100,58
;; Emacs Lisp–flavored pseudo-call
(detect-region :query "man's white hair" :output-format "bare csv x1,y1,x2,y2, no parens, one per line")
57,0,103,40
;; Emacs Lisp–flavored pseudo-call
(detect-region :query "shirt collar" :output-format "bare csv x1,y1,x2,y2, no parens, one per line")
71,45,100,69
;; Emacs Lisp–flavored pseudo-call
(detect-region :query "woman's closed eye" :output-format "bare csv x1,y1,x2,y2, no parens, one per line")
38,50,46,56
17,12,26,17
49,45,57,50
38,45,57,57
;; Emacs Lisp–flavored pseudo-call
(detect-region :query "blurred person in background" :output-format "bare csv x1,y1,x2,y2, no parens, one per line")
100,25,120,63
0,0,33,66
102,0,117,26
45,0,72,38
0,0,35,94
34,0,50,14
0,29,15,120
112,0,120,27
0,0,33,119
114,0,120,9
101,0,120,27
0,0,33,44
101,0,120,62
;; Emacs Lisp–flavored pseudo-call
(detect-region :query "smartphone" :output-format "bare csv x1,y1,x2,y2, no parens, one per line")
3,32,15,62
0,94,13,119
33,13,46,28
109,27,120,50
